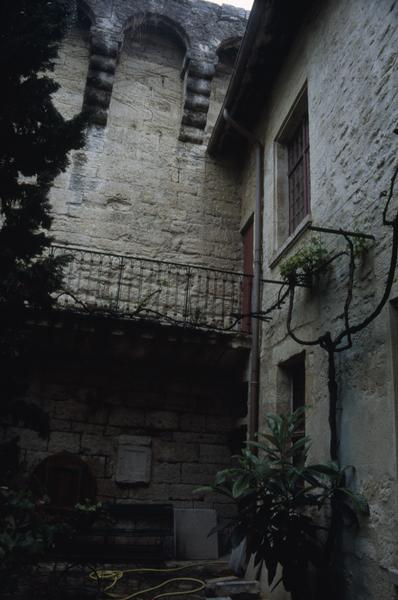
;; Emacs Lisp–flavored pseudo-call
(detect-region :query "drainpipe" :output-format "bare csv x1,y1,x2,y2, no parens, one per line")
223,109,263,441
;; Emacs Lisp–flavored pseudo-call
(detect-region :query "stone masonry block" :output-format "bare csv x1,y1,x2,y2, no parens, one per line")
50,418,71,432
90,55,116,74
48,431,80,454
205,416,233,433
199,444,231,464
24,450,49,470
80,454,106,478
11,428,48,452
153,462,181,483
174,432,228,444
186,77,211,96
181,463,217,485
153,440,199,463
80,433,113,456
179,413,206,432
146,411,179,430
97,478,129,500
108,407,146,428
54,399,87,421
165,484,202,501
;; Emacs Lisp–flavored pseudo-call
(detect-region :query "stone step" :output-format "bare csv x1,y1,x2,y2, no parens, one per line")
205,578,261,600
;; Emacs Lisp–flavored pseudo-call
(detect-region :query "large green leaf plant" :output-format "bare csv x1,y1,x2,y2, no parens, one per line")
197,409,368,600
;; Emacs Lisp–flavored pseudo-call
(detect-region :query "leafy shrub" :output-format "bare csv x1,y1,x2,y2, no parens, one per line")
197,409,368,600
0,486,63,594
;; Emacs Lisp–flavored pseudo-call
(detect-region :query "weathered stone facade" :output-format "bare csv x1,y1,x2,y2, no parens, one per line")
50,0,248,269
216,0,398,598
1,0,250,559
19,320,246,513
4,0,397,593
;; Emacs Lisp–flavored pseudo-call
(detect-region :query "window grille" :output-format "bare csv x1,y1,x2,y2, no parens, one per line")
288,116,310,234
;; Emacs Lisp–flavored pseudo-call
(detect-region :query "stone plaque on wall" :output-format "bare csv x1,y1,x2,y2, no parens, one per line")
116,435,152,485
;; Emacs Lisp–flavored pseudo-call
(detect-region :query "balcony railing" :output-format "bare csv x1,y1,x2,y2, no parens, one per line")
49,245,253,333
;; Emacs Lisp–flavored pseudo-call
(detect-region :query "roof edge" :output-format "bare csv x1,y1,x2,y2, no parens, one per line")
207,0,270,156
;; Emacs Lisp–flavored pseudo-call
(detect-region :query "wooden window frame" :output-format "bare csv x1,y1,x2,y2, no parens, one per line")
287,116,310,234
274,85,311,250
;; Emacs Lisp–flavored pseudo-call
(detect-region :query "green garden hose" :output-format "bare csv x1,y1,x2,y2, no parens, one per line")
89,561,227,600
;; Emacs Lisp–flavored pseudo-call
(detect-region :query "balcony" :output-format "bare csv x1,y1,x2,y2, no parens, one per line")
49,245,253,334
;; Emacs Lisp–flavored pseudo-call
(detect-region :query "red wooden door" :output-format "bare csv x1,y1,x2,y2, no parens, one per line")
241,220,253,333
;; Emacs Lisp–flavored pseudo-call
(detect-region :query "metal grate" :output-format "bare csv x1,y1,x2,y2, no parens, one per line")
50,245,253,333
288,116,310,234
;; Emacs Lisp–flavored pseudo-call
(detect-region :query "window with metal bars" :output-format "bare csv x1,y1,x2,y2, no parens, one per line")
287,116,310,234
273,86,310,250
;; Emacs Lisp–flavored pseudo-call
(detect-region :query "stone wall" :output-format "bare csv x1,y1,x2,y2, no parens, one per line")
0,0,251,558
49,0,248,272
5,320,246,525
237,0,398,598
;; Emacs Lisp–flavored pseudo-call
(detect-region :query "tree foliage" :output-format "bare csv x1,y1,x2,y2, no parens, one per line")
0,0,86,454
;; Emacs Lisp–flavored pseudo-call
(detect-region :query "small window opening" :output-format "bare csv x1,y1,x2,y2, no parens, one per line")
279,353,306,465
274,86,311,246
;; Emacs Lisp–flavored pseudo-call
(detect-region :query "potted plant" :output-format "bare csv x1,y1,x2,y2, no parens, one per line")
71,499,106,532
279,237,330,287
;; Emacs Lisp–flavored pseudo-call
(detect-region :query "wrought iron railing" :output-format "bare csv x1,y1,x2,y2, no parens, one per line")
49,245,253,333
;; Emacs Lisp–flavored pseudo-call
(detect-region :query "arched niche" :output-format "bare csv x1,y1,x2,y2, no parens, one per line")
103,14,187,176
206,37,241,132
52,6,92,120
107,13,188,136
33,452,97,510
216,37,241,75
122,13,190,60
77,0,95,30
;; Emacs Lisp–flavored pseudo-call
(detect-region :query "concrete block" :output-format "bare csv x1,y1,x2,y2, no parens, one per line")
174,508,218,559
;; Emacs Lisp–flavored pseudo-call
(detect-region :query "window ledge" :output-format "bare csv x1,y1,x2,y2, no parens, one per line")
269,214,313,270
